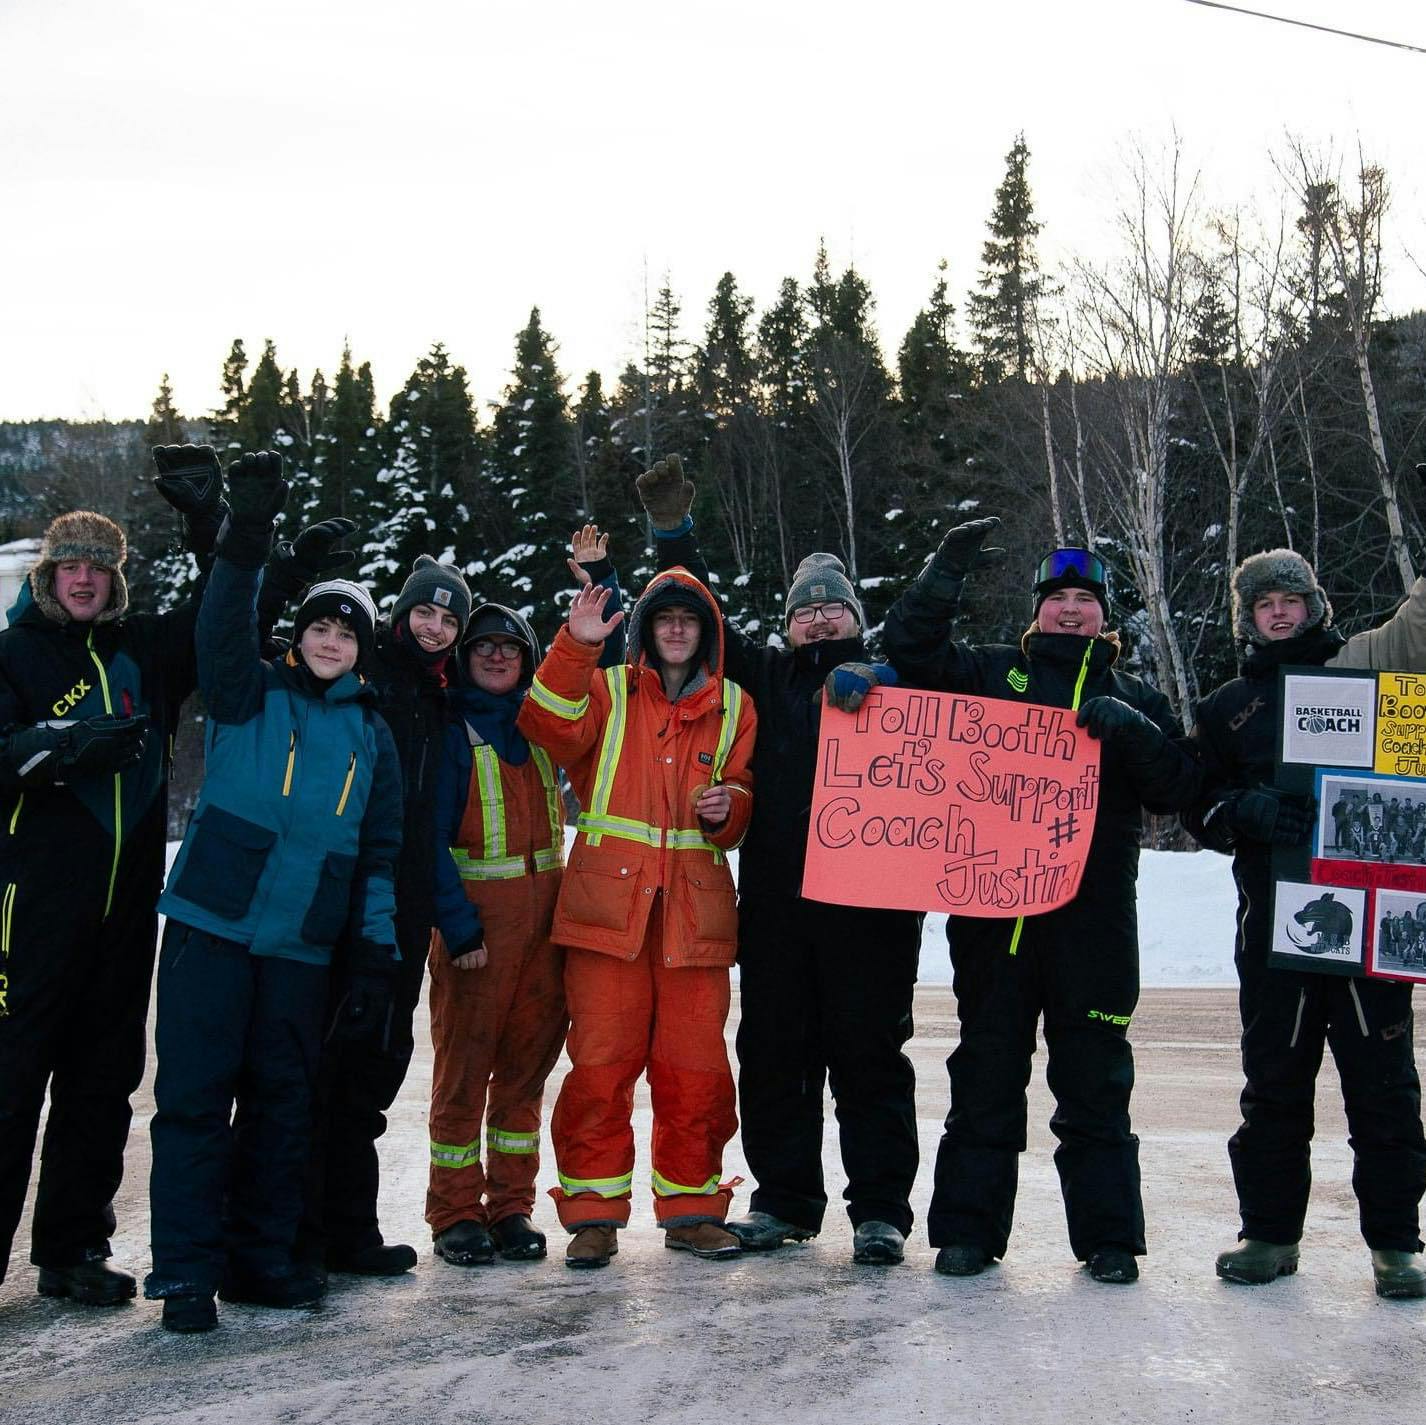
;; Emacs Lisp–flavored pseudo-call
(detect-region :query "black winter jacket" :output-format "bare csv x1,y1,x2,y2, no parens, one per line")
883,574,1200,954
1182,624,1347,964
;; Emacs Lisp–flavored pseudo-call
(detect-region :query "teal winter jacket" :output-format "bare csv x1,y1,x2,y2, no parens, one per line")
158,557,401,965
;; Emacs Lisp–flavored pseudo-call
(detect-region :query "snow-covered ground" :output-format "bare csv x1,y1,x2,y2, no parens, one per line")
7,848,1418,1425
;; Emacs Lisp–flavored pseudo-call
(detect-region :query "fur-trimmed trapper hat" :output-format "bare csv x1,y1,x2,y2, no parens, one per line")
1231,548,1332,645
29,510,129,624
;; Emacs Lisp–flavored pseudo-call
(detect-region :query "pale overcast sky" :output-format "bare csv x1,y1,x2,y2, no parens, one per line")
2,0,1423,422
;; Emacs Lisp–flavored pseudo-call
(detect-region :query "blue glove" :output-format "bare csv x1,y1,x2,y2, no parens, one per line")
824,662,898,713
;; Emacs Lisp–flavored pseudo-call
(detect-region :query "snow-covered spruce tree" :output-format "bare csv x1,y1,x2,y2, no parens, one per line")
480,308,579,622
310,344,383,535
365,342,479,612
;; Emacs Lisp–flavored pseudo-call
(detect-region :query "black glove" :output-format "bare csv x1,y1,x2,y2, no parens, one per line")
332,939,397,1044
1075,696,1167,764
931,517,1006,578
153,445,227,560
3,715,147,786
216,451,290,568
1222,786,1315,847
266,518,360,602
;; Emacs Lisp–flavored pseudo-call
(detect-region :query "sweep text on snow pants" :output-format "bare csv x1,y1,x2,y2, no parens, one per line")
929,918,1145,1261
736,894,920,1236
0,862,157,1280
1232,951,1425,1251
147,923,327,1296
427,869,566,1232
299,908,429,1260
551,904,737,1230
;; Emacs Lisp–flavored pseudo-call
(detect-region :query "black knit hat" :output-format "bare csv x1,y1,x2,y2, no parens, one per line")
391,554,473,632
1231,549,1332,646
292,579,378,665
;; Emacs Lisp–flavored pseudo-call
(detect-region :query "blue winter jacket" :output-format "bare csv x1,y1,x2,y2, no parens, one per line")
158,557,401,965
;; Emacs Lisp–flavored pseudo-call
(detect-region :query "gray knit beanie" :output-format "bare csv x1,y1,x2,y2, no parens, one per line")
391,554,473,632
785,553,864,629
1231,548,1332,645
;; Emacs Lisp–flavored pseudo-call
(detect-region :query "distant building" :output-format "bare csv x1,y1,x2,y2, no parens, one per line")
0,539,39,627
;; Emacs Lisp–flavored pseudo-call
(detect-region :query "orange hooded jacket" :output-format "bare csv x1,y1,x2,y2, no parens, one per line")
516,566,755,968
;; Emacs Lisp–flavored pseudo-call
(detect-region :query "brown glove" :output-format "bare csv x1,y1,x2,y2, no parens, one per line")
635,454,695,530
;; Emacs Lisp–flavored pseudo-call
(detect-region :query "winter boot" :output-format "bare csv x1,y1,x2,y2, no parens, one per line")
1371,1249,1426,1299
566,1225,618,1269
852,1221,905,1266
35,1253,137,1307
935,1244,992,1277
327,1241,418,1276
433,1220,496,1267
665,1223,740,1260
489,1215,547,1262
724,1211,816,1252
218,1261,327,1308
1087,1248,1139,1284
162,1293,218,1333
1215,1239,1299,1285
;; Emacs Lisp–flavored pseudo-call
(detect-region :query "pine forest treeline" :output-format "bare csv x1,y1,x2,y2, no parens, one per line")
4,134,1426,727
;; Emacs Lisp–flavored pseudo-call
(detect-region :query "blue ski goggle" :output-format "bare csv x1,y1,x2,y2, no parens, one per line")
1035,549,1107,587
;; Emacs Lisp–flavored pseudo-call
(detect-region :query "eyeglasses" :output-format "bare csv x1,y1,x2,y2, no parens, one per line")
1036,549,1106,586
790,600,848,624
469,639,524,660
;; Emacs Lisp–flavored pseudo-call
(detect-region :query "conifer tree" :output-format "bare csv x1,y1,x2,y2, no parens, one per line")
314,344,382,525
970,134,1046,382
209,339,248,452
130,374,195,610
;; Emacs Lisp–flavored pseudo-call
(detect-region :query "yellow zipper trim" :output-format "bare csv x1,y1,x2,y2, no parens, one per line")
2,882,15,958
86,632,122,918
1011,641,1096,958
9,793,23,836
335,752,356,816
282,730,296,796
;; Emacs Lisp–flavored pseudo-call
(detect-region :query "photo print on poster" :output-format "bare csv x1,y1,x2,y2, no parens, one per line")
1318,771,1426,868
1367,888,1426,984
1280,673,1376,768
1269,880,1366,976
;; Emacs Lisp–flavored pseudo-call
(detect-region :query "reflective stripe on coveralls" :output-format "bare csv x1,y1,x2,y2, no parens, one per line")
557,1169,635,1198
486,1126,540,1155
570,668,744,864
447,740,565,881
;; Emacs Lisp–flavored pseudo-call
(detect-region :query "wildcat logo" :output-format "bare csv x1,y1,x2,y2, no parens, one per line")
51,678,91,718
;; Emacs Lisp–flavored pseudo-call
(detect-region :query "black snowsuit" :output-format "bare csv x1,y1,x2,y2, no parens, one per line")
1183,625,1426,1251
301,619,451,1261
884,579,1199,1261
0,588,198,1280
655,529,921,1237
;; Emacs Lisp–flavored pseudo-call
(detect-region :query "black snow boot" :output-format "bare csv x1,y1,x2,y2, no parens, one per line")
219,1261,327,1308
36,1253,137,1307
327,1240,418,1276
162,1293,218,1333
1087,1248,1139,1285
935,1244,992,1277
489,1215,547,1262
433,1220,496,1267
852,1221,905,1266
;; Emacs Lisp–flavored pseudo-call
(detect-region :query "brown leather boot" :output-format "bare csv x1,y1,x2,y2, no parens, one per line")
664,1223,741,1259
566,1225,618,1269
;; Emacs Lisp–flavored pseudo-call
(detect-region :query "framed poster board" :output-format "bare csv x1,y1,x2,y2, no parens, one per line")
1269,667,1426,981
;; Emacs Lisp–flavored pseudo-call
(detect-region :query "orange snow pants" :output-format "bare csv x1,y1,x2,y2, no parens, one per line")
426,869,566,1232
550,901,738,1231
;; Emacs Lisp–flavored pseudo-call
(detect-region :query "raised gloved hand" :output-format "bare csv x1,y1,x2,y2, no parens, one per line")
1075,696,1167,764
823,662,899,713
3,715,147,786
152,445,223,517
153,445,227,560
216,451,289,568
266,517,360,601
931,517,1006,577
1222,785,1315,847
635,454,696,531
332,939,398,1044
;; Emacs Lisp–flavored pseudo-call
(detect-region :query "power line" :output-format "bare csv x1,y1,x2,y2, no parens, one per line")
1182,0,1426,56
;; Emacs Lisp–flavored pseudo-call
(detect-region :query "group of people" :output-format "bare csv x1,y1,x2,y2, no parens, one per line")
1331,789,1426,863
1,446,1423,1339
